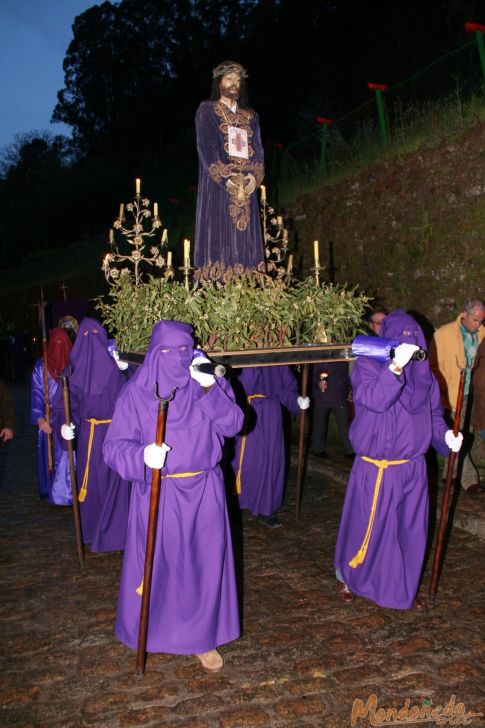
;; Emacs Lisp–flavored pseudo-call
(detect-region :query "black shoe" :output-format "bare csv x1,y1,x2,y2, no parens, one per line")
463,483,484,495
312,451,329,460
258,514,282,528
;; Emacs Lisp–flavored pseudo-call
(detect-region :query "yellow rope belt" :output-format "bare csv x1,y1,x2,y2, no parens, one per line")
235,394,267,495
78,418,112,503
348,456,409,569
136,469,204,596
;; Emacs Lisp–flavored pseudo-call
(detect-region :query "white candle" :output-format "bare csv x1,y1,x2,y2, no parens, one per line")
260,185,266,202
154,202,158,217
162,228,168,243
283,229,288,242
109,229,114,243
183,238,190,261
119,203,124,219
277,216,283,226
287,254,293,274
313,240,320,267
135,178,141,195
167,251,172,267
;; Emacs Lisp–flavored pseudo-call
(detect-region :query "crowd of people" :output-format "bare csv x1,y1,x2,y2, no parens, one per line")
6,292,480,672
1,59,483,675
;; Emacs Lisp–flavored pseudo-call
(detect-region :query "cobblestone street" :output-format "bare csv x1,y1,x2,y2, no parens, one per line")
1,384,484,727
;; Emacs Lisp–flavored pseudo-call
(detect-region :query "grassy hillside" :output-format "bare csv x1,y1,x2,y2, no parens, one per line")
285,112,485,327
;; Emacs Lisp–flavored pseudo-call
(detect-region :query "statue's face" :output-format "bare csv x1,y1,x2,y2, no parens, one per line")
219,72,241,100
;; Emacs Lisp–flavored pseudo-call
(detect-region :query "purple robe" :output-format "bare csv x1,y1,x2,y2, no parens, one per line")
334,311,449,609
103,320,244,654
51,319,131,552
194,100,265,269
30,359,73,505
231,366,299,517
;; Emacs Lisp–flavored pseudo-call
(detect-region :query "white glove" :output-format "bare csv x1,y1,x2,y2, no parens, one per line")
391,343,420,369
112,350,129,371
143,442,171,469
189,356,215,387
61,423,75,440
445,430,463,453
297,396,310,410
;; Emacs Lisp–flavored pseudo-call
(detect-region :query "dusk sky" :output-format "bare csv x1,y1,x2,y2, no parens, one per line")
0,0,100,150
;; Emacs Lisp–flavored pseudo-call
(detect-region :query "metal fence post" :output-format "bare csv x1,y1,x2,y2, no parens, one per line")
368,83,389,145
465,22,485,82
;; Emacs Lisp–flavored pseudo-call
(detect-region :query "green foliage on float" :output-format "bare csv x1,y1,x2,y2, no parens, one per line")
96,270,370,352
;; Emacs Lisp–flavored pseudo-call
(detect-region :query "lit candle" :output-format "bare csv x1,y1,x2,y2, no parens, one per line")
313,240,320,267
287,254,293,274
283,229,289,242
167,251,172,267
154,202,158,217
109,229,114,243
260,185,266,201
135,178,141,195
162,228,168,243
119,203,124,220
183,238,190,262
277,215,283,226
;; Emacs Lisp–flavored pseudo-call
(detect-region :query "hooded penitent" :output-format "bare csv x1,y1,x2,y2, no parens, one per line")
68,318,118,395
46,327,72,381
334,309,449,609
50,316,131,551
102,319,244,654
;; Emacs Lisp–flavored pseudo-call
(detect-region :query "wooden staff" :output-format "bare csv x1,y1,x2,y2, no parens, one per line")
135,385,174,675
40,290,54,473
61,375,85,570
429,367,466,597
295,363,310,517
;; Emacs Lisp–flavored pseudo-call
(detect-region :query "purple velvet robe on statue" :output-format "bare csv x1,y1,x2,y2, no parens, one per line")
103,320,244,655
231,366,299,517
334,310,449,609
194,100,265,269
51,318,131,552
30,359,73,504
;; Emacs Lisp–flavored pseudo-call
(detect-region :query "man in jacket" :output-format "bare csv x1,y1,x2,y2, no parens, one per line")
429,298,485,493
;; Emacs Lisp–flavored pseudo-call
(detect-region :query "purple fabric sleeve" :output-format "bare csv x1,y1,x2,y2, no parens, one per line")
196,103,226,186
102,387,147,483
351,358,404,413
196,377,244,437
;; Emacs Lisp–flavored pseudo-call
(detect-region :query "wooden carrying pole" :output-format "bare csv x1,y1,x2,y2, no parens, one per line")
40,291,54,473
135,392,170,675
61,375,85,570
429,368,466,597
295,363,310,517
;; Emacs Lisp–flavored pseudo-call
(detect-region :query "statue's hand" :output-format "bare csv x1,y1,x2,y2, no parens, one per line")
226,177,239,192
244,173,257,195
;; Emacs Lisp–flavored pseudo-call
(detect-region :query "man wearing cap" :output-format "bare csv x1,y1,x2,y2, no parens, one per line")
194,61,265,271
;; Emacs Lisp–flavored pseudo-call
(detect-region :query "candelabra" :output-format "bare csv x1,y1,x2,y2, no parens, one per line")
260,190,289,267
102,180,171,286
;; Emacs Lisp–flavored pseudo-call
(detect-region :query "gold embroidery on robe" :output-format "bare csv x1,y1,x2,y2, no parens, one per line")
209,103,264,232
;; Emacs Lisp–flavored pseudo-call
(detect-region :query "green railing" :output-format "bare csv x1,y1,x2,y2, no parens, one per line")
272,32,485,198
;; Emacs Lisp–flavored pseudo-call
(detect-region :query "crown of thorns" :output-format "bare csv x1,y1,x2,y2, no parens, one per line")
212,61,248,79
